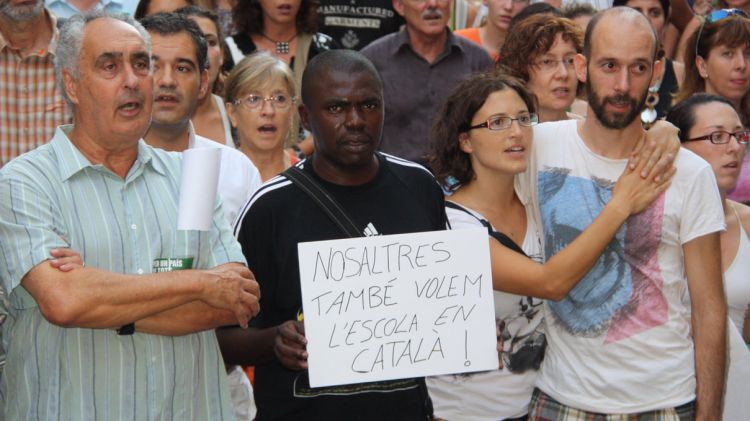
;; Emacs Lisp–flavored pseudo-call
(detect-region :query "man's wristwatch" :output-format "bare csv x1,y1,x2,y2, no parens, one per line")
116,323,135,335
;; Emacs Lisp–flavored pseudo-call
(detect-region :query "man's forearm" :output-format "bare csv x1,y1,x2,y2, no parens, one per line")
216,326,277,365
24,263,207,328
136,301,237,336
23,261,255,329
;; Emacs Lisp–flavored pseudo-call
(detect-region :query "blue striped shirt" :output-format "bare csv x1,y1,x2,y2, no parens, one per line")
0,125,244,420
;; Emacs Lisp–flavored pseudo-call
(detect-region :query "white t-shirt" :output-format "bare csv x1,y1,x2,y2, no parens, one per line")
189,126,262,225
427,191,545,421
527,120,725,413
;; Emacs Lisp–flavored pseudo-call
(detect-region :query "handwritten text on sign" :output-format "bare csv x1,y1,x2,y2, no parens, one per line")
298,228,497,388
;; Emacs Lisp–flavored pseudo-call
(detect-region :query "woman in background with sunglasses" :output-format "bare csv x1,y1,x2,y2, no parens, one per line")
667,93,750,344
225,52,299,181
676,9,750,202
425,72,671,421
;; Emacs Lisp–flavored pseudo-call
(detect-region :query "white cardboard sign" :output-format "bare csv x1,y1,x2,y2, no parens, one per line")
298,228,498,388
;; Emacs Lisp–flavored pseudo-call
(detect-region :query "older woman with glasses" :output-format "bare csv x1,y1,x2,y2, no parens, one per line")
225,52,299,181
425,72,670,421
667,93,750,343
498,14,583,123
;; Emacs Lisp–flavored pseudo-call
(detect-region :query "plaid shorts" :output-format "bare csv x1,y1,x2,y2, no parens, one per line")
528,388,695,421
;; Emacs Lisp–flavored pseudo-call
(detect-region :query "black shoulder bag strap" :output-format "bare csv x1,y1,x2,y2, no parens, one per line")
282,164,436,421
445,201,527,257
283,165,362,238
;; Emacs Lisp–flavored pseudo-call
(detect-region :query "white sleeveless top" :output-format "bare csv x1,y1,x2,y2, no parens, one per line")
725,203,750,336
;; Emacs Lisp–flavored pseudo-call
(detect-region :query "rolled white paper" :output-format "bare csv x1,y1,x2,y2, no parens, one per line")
178,147,221,231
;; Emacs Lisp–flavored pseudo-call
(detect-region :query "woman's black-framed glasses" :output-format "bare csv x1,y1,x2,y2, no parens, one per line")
684,130,750,145
695,9,749,59
468,112,539,131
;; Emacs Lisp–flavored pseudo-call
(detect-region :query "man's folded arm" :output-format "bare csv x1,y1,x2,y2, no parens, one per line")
21,261,259,330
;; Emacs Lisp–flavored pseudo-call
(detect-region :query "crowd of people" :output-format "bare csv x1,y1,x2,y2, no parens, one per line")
0,0,749,419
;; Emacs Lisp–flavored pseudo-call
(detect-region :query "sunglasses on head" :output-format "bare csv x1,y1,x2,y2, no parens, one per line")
695,9,750,59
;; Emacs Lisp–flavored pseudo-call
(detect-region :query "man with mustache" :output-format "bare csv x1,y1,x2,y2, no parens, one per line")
140,12,261,225
361,0,492,166
221,49,447,420
0,0,70,167
525,7,726,420
0,11,261,419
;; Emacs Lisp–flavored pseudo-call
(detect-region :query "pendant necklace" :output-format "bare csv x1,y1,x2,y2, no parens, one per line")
261,32,296,54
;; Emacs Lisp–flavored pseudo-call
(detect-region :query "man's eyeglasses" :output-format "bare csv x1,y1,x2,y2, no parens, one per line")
468,112,539,131
695,9,749,59
533,56,576,73
684,130,750,145
233,94,295,110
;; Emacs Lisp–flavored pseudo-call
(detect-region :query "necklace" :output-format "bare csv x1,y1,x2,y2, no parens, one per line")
261,32,296,54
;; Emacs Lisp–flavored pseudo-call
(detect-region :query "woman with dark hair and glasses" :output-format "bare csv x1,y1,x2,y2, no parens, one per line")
498,14,583,123
667,93,750,344
425,72,670,421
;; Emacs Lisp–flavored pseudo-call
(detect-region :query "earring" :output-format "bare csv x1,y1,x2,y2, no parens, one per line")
641,80,661,128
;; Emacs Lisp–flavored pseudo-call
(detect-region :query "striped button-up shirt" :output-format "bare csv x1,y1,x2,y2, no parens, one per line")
0,11,70,168
0,125,244,420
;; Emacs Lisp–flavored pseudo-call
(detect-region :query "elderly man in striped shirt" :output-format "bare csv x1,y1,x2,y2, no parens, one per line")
0,11,260,420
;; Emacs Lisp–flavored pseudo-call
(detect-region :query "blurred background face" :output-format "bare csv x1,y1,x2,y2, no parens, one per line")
460,88,533,176
0,0,43,21
624,0,666,42
189,15,224,89
485,0,529,32
526,33,578,118
258,0,301,26
228,78,294,154
682,101,746,192
396,0,452,38
699,42,750,104
145,0,191,15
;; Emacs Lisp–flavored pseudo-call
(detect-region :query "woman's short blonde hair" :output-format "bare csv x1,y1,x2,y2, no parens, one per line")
224,51,296,103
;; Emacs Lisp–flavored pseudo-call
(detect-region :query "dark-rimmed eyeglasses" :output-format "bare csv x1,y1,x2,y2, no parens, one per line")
684,130,750,145
233,93,295,110
695,9,749,59
468,112,539,131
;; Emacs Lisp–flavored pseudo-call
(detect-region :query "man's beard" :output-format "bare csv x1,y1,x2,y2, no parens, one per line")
586,76,648,130
0,0,44,22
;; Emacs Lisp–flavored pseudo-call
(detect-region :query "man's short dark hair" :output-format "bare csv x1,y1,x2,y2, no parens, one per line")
140,12,208,73
584,7,657,60
301,50,383,106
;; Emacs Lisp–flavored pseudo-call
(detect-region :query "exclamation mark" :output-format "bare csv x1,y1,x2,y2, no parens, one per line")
464,330,470,367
